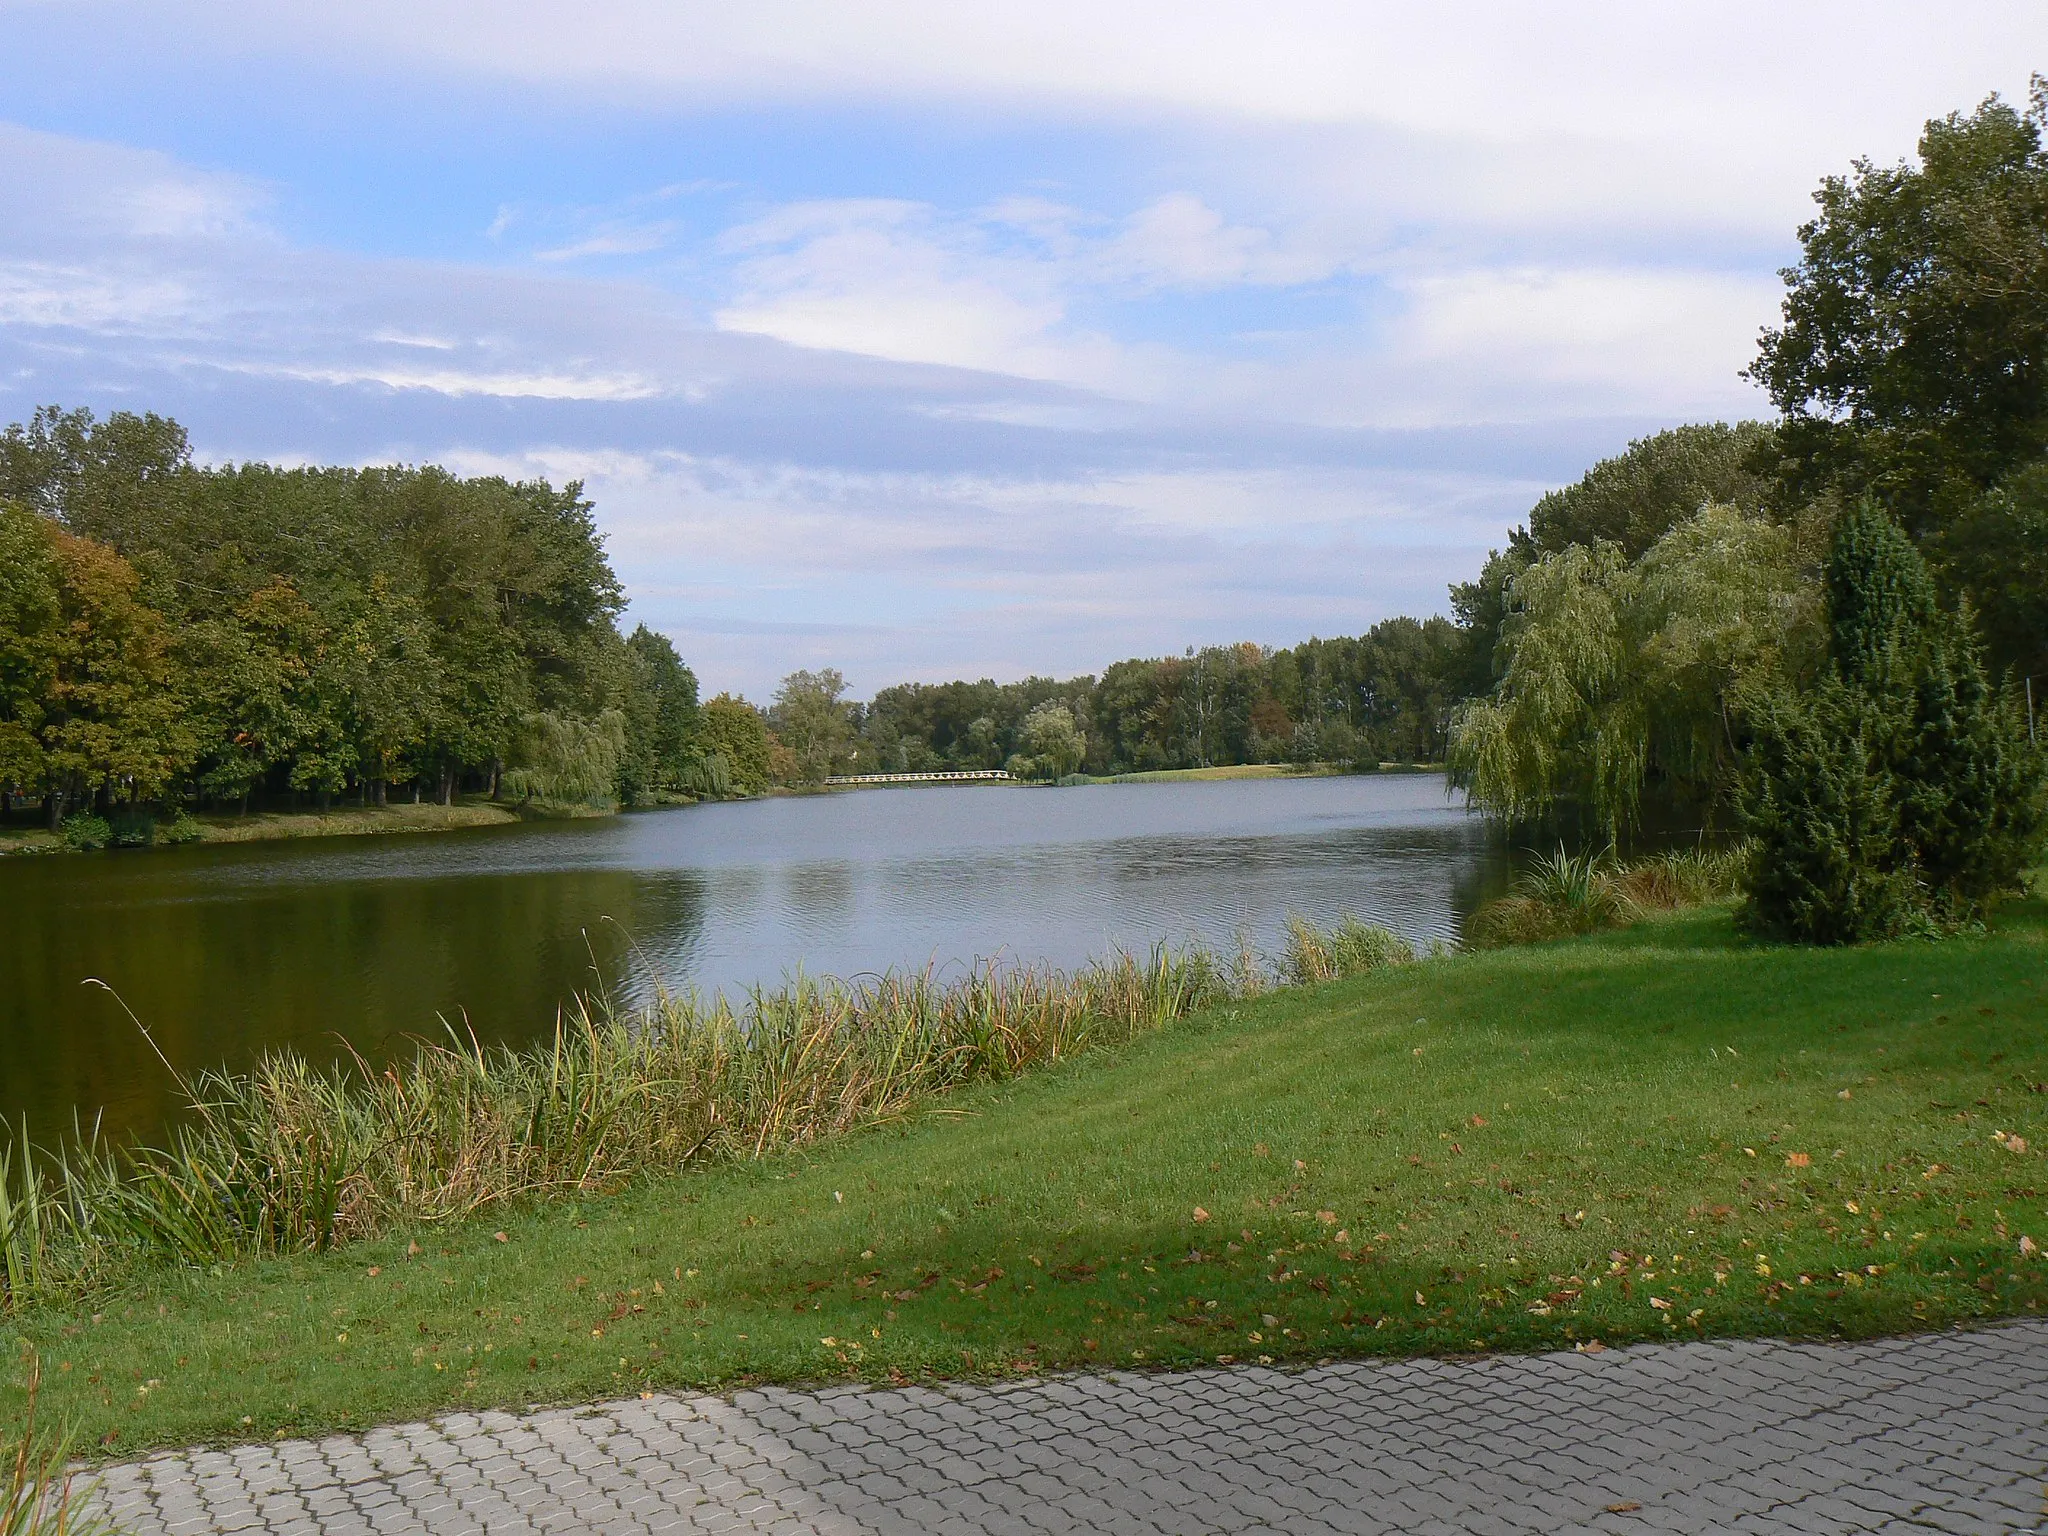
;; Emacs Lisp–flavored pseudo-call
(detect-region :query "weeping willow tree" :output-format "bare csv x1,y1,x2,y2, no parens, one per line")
501,709,628,808
1448,504,1820,835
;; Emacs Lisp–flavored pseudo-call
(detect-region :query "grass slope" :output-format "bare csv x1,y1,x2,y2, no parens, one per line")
14,902,2048,1455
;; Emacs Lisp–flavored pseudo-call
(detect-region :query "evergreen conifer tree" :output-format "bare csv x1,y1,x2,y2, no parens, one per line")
1739,502,2045,940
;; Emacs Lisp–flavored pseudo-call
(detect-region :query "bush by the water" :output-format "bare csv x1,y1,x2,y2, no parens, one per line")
1738,504,2047,943
55,815,108,852
0,916,1411,1309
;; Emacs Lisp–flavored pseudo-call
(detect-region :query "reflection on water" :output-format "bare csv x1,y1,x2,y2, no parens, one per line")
0,774,1511,1139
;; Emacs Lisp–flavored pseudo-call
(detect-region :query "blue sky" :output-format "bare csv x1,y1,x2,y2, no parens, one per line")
1,3,2041,697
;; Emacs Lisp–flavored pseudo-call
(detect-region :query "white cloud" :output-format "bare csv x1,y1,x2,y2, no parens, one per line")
1097,194,1337,290
714,201,1071,375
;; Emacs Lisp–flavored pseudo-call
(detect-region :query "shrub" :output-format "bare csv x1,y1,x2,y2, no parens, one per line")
158,810,203,845
106,806,155,848
56,815,108,852
1738,503,2047,942
1737,682,1928,944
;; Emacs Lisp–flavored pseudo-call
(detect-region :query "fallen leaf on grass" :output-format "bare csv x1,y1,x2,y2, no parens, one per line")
1469,1115,1488,1128
1192,1207,1210,1223
1785,1153,1811,1168
493,1232,509,1243
2021,1236,2038,1258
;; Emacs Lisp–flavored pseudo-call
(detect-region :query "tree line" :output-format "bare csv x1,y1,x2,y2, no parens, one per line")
767,618,1464,786
0,411,709,828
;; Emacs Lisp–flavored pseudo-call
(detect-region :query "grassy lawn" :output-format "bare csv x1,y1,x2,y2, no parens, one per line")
185,801,524,842
12,898,2047,1456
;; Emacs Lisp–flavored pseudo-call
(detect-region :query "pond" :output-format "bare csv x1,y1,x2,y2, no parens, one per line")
1,774,1510,1141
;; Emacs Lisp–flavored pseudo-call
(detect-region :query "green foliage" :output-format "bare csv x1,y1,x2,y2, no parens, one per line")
1935,458,2048,683
861,620,1461,778
105,806,155,848
56,815,108,852
769,668,856,782
1751,78,2048,520
1006,699,1087,781
1739,680,1927,944
1520,422,1780,559
501,710,628,808
1448,506,1816,834
157,810,202,845
0,405,712,821
699,694,773,795
0,502,59,794
617,626,701,802
1739,503,2048,941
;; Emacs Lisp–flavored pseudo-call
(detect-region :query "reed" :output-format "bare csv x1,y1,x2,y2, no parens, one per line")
1279,913,1416,985
1466,842,1751,947
0,918,1410,1308
2,1347,112,1536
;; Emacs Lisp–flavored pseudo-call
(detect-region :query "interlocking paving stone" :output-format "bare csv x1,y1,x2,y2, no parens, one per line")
97,1322,2048,1534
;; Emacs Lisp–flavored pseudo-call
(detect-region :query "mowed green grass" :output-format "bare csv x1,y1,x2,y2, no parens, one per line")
14,899,2048,1455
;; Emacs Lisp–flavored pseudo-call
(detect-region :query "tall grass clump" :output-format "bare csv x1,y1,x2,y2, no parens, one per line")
1467,842,1750,948
1279,914,1415,986
3,1347,112,1536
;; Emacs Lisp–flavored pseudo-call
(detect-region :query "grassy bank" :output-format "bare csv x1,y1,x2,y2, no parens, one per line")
185,802,526,843
8,896,2045,1454
0,799,625,858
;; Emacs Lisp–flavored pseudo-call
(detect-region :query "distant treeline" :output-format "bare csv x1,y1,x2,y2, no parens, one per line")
851,620,1463,779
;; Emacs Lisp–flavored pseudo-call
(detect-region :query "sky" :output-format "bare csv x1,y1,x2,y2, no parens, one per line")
1,4,2042,698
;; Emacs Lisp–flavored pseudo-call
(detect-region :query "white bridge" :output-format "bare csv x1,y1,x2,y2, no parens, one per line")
823,770,1015,786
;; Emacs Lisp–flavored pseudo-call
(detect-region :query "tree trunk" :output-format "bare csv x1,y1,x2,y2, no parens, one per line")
45,789,63,832
440,765,454,806
372,778,387,808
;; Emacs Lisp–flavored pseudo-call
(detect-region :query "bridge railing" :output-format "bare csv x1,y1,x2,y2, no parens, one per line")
823,770,1016,786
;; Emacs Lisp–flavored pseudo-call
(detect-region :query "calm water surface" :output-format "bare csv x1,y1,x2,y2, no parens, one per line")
1,775,1509,1138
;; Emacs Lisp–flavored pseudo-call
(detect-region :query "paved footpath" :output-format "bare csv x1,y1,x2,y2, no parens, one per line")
100,1322,2048,1535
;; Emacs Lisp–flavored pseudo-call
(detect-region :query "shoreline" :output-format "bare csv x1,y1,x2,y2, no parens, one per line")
0,769,1446,854
0,799,582,857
